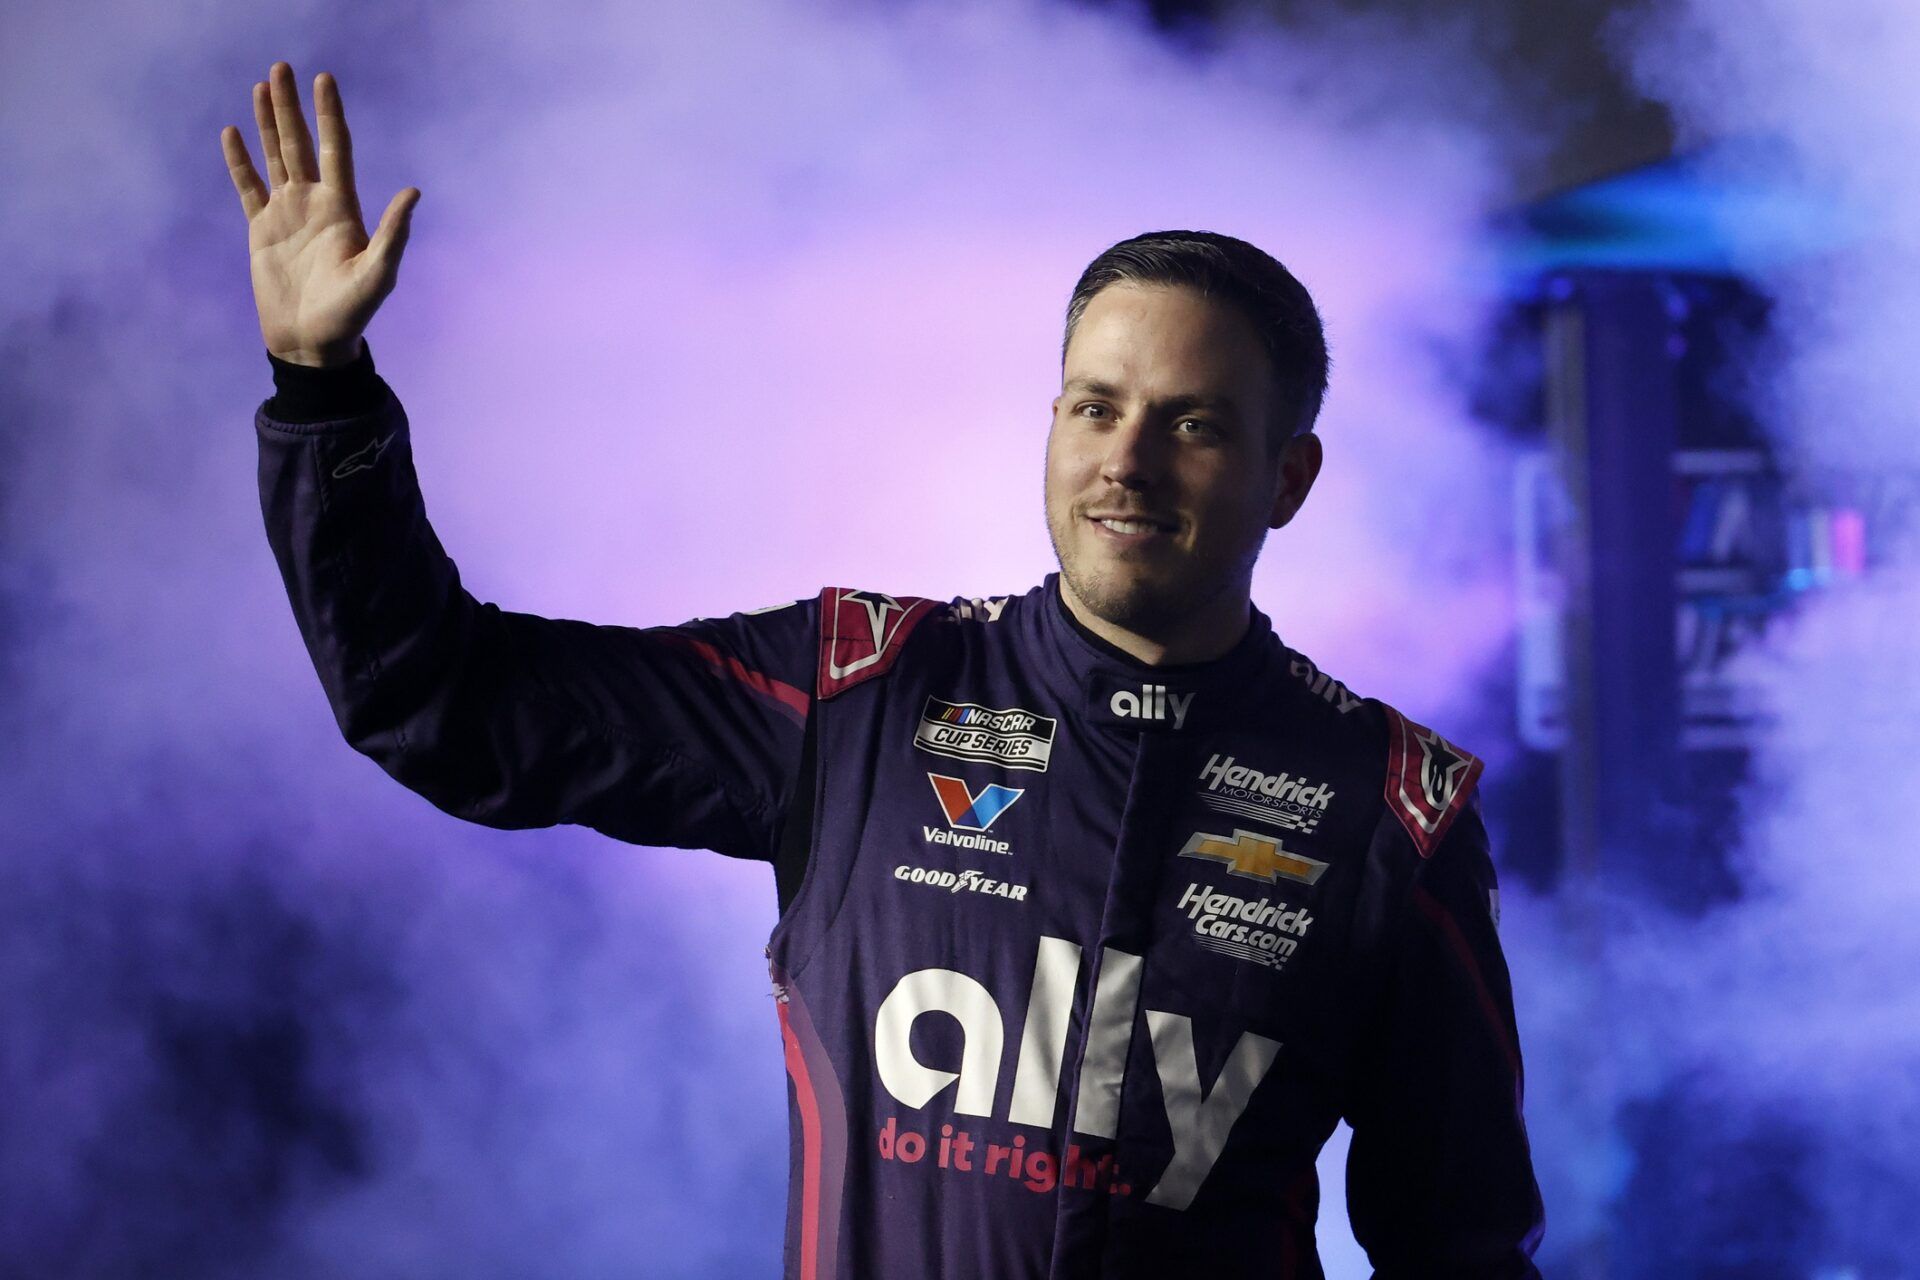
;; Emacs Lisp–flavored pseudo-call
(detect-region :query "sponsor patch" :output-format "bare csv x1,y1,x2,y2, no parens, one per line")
1088,672,1198,731
949,596,1011,622
1288,655,1363,714
1108,681,1194,729
923,827,1010,855
1176,828,1329,886
869,934,1280,1210
1381,705,1483,857
1173,881,1313,970
928,774,1023,832
914,696,1058,773
1195,753,1335,835
894,864,1029,901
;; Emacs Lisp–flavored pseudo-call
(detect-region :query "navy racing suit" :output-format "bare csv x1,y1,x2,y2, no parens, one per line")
255,343,1545,1278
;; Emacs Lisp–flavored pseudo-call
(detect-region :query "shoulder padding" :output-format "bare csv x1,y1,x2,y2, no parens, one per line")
816,587,941,699
1380,703,1484,858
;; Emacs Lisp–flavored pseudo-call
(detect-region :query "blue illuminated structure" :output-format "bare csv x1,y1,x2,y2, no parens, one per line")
1481,146,1904,1278
1492,140,1855,282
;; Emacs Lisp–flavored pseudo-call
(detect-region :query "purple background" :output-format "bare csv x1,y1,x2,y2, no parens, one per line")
3,0,1916,1274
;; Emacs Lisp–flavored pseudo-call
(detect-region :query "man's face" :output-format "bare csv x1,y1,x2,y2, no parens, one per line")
1045,282,1316,635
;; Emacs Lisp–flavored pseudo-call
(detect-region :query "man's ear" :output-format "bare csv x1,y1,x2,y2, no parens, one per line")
1268,432,1323,529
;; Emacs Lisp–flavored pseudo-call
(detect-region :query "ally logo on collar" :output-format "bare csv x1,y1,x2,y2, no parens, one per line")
1107,681,1194,730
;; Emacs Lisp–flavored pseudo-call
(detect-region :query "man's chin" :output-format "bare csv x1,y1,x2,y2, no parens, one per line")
1063,566,1185,633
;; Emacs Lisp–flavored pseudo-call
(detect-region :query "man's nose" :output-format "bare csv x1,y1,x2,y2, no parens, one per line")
1098,419,1166,489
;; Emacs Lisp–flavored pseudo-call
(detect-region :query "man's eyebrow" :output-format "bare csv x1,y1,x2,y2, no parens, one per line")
1160,393,1241,416
1062,377,1241,416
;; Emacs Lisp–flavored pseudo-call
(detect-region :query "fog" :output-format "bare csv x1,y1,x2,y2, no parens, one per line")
11,0,1909,1273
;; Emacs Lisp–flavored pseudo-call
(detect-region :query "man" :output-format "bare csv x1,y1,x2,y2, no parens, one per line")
225,62,1544,1278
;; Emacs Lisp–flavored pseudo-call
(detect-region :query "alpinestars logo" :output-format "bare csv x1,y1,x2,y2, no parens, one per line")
1177,828,1329,886
1381,706,1483,856
827,591,908,680
924,774,1021,854
1196,753,1335,834
1174,881,1314,970
330,431,395,479
1418,729,1470,813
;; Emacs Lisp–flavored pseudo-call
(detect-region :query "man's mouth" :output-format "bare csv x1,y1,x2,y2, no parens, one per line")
1085,512,1177,541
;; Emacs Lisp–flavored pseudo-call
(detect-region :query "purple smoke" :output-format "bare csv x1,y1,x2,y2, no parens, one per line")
1,0,1624,1275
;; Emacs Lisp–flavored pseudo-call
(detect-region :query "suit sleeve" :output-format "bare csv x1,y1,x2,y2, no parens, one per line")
255,382,816,862
1342,804,1546,1278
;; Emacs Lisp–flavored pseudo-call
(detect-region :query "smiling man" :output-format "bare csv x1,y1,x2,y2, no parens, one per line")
232,62,1543,1280
1046,272,1324,665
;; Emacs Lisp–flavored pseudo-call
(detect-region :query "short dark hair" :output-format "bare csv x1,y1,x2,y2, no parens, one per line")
1062,230,1330,445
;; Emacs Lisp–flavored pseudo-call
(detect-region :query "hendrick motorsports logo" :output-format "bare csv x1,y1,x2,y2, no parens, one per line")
1177,827,1329,886
895,865,1029,901
914,697,1058,773
1196,753,1335,835
1174,881,1313,970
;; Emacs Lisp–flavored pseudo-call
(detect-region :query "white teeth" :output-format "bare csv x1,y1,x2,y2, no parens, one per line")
1098,518,1160,535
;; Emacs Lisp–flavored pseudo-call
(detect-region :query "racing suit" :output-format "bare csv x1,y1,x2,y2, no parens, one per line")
256,342,1545,1278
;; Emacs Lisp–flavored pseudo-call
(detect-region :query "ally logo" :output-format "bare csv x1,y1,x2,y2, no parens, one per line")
927,774,1024,832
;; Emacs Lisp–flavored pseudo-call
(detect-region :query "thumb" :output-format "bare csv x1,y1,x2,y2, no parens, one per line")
367,187,421,273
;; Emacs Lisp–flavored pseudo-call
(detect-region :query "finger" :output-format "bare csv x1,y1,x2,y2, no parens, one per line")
314,72,357,201
253,79,286,188
367,187,421,268
221,125,269,220
269,61,318,183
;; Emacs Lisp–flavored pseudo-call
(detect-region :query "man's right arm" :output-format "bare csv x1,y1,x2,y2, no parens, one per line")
257,343,817,862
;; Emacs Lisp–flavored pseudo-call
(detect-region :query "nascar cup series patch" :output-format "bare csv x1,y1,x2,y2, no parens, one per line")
914,697,1058,773
1381,706,1483,857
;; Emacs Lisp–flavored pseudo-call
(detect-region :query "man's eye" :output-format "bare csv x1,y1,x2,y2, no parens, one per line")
1176,418,1213,435
1077,403,1110,419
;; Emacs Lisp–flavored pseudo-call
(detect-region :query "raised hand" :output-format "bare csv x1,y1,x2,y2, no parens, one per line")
220,63,420,368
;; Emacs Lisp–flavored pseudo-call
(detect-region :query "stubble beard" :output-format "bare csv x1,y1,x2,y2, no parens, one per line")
1048,500,1268,643
1048,508,1243,637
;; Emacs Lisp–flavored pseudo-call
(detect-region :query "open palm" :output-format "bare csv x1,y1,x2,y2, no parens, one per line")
220,62,420,367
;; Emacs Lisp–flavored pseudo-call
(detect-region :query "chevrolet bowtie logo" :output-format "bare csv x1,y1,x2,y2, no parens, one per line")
1177,828,1330,886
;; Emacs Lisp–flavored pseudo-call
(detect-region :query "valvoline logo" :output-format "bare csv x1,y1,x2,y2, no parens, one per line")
927,774,1024,832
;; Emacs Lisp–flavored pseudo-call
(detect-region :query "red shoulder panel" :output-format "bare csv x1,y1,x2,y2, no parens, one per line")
1381,705,1484,858
816,587,940,700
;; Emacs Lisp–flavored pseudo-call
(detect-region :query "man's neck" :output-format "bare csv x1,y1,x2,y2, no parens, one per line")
1056,575,1252,666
